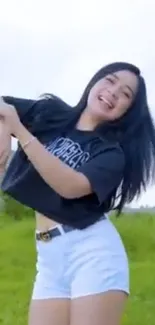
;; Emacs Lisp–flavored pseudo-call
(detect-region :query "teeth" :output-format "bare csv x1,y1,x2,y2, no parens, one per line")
99,95,113,108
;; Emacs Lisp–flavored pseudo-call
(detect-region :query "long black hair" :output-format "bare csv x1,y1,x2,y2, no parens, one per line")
43,62,155,214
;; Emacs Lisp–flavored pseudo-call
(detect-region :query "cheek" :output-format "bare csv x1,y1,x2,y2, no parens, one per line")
107,102,130,121
116,98,131,116
87,91,97,107
87,83,101,105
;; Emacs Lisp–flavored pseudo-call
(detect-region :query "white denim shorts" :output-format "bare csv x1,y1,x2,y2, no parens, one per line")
32,217,129,299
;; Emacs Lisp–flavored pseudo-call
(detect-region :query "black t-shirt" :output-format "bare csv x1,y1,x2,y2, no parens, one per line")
1,96,125,229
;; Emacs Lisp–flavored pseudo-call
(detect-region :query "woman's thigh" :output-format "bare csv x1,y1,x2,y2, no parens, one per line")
68,218,129,324
28,232,71,325
70,291,127,325
28,298,70,325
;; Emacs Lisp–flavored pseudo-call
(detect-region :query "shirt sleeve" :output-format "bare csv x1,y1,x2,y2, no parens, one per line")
2,95,61,128
2,96,37,121
78,145,125,205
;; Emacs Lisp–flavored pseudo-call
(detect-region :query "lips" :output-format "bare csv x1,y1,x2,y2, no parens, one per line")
98,95,114,109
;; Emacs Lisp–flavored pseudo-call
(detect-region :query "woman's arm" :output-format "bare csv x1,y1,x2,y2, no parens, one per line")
14,123,92,199
0,121,11,175
0,98,90,199
2,97,37,123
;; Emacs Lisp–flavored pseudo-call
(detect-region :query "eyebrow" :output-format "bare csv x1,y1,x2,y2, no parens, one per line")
111,73,135,97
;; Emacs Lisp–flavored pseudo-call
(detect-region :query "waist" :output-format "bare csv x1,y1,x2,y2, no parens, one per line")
36,212,60,231
36,211,107,232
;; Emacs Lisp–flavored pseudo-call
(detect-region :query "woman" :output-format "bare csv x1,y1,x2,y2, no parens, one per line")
0,62,155,325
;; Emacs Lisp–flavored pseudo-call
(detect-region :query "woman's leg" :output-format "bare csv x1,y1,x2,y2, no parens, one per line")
70,291,127,325
28,233,71,325
68,218,130,325
28,298,70,325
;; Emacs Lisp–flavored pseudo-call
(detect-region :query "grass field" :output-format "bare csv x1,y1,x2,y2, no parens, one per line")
0,212,155,325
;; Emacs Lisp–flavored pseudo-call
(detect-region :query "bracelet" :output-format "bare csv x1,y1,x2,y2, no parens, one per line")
22,136,36,150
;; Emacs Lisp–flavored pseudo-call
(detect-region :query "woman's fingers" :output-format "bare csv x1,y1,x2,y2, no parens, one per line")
0,122,11,167
0,149,9,164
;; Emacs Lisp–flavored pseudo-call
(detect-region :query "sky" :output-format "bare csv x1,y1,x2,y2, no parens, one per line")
0,0,155,207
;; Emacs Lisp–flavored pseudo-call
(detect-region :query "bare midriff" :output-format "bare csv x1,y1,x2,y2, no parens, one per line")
35,211,60,232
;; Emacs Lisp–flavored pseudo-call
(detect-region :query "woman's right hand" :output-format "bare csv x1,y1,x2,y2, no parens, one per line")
0,120,11,173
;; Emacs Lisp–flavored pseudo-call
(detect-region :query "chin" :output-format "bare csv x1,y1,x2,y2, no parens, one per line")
95,111,113,122
90,106,116,122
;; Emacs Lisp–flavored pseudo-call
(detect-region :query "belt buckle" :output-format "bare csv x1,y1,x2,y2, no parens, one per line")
40,231,51,242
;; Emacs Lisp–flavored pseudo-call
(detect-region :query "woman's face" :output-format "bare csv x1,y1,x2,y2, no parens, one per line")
87,70,139,122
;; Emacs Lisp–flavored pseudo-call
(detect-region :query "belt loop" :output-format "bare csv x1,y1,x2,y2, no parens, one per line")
57,224,65,234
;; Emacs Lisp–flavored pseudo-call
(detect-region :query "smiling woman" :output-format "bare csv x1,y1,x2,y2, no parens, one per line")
78,70,138,127
0,61,155,325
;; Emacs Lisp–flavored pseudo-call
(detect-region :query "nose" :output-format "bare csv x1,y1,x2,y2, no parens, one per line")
107,81,120,99
108,87,119,100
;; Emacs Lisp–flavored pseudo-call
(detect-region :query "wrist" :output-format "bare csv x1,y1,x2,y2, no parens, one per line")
13,121,27,138
13,123,35,148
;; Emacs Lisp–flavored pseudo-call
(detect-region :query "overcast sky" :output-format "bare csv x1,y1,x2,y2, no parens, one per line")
0,0,155,206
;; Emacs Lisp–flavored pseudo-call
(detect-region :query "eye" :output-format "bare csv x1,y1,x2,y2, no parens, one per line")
106,77,115,84
123,92,130,99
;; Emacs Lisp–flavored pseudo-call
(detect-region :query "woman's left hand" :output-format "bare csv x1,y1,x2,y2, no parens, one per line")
0,97,21,135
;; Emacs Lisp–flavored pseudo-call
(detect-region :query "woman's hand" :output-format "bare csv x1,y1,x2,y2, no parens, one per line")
0,97,21,135
0,120,11,173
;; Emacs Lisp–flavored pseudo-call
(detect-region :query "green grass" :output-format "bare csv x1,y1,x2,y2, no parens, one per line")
0,212,155,324
113,214,155,324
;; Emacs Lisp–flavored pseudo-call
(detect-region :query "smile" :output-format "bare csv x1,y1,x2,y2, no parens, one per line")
98,95,113,109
